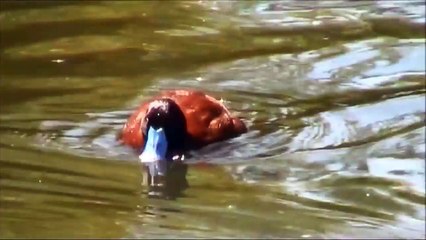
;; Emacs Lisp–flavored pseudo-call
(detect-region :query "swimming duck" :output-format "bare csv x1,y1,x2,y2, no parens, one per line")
119,89,247,179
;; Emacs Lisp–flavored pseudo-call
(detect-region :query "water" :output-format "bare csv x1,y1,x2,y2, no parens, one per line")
0,0,424,238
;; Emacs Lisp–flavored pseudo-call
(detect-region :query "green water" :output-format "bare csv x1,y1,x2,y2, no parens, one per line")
0,0,425,238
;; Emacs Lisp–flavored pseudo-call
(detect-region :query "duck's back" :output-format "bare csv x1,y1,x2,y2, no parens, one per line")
120,90,247,150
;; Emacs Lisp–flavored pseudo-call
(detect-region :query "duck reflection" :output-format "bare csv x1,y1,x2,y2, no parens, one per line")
143,160,189,200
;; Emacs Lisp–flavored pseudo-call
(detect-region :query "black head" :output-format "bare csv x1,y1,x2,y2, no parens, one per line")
143,98,187,154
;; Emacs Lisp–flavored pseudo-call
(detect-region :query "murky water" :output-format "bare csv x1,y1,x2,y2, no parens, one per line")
0,0,425,238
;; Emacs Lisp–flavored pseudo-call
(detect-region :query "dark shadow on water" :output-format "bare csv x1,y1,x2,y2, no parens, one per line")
0,48,149,77
0,43,314,78
0,85,94,107
0,0,100,12
0,16,172,50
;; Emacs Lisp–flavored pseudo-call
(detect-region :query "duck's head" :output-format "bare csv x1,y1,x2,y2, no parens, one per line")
139,98,187,180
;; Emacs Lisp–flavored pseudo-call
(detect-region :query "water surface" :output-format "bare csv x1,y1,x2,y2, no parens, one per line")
0,0,425,238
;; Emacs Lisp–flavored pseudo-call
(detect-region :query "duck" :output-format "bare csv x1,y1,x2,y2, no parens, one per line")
119,89,247,178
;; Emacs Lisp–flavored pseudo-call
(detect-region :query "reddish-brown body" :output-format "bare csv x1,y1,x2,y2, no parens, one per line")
119,89,247,151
